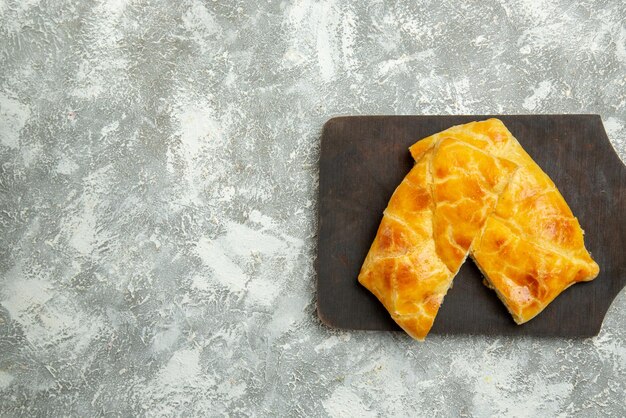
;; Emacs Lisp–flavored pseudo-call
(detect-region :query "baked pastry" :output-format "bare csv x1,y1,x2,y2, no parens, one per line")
358,137,517,340
409,119,600,324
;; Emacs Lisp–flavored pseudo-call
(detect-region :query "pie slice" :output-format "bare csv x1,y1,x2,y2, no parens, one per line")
409,119,600,324
358,137,517,340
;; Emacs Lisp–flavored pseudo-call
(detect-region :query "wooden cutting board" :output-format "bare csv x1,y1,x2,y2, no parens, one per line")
316,115,626,337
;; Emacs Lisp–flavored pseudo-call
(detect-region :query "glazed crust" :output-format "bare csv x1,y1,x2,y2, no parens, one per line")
408,119,600,324
357,137,517,340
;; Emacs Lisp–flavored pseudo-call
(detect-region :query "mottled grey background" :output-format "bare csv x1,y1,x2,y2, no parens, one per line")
1,0,625,416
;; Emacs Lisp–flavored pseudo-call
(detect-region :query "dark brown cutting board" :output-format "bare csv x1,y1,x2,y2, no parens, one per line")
316,115,626,337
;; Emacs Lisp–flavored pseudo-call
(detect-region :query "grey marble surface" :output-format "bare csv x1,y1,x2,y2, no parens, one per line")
1,0,625,416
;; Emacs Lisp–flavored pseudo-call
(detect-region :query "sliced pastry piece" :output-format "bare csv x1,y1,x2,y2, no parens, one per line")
358,137,517,340
408,119,600,324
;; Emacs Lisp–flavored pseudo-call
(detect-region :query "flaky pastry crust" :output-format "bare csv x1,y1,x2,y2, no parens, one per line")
358,137,517,340
408,119,599,325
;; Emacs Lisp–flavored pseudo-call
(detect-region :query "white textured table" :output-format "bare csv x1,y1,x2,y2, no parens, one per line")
1,1,624,416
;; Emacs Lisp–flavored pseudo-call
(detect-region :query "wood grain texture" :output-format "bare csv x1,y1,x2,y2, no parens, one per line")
316,115,626,337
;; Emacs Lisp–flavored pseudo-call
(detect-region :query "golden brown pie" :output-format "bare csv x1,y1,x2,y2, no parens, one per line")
409,119,600,325
358,137,517,340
